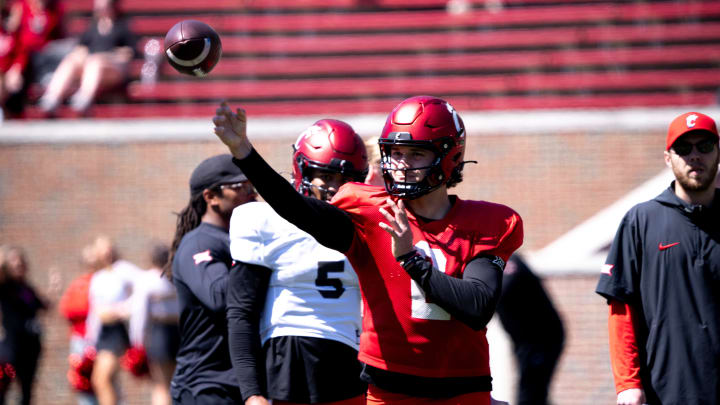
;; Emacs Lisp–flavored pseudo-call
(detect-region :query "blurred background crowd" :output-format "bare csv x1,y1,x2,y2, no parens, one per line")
0,238,178,405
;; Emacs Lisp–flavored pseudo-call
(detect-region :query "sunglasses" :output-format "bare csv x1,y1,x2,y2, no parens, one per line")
220,181,252,191
672,138,717,156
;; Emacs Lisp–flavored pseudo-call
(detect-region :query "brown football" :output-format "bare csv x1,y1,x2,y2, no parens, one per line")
164,20,222,77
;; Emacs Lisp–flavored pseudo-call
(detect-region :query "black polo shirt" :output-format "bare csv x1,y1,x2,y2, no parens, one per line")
171,222,241,400
596,184,720,405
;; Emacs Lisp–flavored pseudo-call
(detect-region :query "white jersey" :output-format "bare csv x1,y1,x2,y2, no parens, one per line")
128,268,179,346
86,260,142,344
230,201,361,350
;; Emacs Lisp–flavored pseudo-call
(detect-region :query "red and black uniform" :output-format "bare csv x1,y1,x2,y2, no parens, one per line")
596,184,720,405
233,150,523,398
334,183,521,378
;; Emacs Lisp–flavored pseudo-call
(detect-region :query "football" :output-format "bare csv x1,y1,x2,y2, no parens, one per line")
164,20,222,77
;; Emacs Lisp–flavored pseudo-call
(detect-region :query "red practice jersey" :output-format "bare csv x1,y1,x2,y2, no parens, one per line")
332,183,523,378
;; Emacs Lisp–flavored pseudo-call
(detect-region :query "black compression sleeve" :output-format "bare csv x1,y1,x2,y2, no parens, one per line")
404,254,504,330
232,150,355,252
226,261,271,402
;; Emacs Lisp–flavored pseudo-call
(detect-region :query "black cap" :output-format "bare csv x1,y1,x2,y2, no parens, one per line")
189,154,248,196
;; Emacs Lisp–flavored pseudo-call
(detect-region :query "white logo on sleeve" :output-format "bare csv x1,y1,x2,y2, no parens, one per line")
193,250,213,265
686,114,698,128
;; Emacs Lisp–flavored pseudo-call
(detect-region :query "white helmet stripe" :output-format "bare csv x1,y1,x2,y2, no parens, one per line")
165,38,211,67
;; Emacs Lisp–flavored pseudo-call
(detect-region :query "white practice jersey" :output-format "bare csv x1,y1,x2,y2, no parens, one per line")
86,260,142,344
230,201,361,349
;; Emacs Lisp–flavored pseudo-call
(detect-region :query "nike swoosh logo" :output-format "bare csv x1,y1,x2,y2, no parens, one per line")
658,242,680,250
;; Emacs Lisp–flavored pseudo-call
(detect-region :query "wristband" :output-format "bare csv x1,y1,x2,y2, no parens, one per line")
395,250,418,264
231,156,246,167
400,253,426,271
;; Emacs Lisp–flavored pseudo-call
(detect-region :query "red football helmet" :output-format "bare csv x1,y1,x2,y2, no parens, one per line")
292,119,368,200
378,95,466,199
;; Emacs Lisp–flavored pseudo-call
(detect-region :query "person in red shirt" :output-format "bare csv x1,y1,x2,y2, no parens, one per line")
0,0,63,117
213,96,523,405
59,244,101,405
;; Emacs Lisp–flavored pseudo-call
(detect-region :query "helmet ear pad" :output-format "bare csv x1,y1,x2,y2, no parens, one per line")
292,119,369,197
379,96,466,199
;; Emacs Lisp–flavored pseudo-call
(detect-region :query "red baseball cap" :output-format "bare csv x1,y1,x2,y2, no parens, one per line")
666,112,719,150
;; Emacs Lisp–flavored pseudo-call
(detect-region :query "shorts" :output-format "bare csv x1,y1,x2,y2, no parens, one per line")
96,322,130,356
265,336,367,404
366,385,490,405
275,395,365,405
146,322,179,363
173,387,242,405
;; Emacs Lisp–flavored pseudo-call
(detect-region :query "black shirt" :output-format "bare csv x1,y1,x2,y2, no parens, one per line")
497,255,564,348
79,17,136,55
0,280,45,364
596,184,720,405
171,222,240,399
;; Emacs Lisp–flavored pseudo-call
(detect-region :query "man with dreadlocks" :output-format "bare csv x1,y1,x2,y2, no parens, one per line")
166,154,257,405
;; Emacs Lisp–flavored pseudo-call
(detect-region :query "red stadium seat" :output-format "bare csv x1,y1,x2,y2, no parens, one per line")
30,0,720,119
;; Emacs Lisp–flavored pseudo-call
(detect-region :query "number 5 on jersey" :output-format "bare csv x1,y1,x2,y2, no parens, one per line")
316,261,345,298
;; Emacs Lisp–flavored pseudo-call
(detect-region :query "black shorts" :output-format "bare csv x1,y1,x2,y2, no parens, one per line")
146,322,180,363
96,322,130,356
173,387,242,405
265,336,367,403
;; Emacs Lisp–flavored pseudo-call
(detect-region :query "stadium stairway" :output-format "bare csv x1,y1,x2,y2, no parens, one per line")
22,0,720,119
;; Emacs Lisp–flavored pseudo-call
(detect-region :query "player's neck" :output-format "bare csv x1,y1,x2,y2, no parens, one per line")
674,181,716,207
202,211,230,230
406,186,452,220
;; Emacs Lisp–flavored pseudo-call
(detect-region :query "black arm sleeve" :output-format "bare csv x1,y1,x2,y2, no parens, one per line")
226,261,271,402
405,254,504,330
233,150,355,252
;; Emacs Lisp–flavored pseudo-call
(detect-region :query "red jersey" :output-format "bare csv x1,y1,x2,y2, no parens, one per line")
59,273,93,338
0,0,62,72
332,183,523,378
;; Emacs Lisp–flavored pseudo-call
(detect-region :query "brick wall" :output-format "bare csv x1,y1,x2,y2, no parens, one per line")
0,128,663,404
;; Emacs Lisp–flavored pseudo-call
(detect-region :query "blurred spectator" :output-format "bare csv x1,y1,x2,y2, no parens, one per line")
128,243,178,405
495,254,564,405
85,236,141,405
0,246,14,405
0,0,63,119
0,245,51,405
364,135,384,186
59,244,101,405
37,0,135,116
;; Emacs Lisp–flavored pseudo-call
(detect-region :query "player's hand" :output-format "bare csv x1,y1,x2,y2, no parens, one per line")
379,198,414,258
617,388,646,405
213,101,253,159
245,395,271,405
